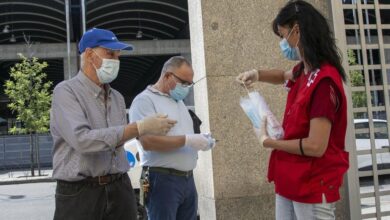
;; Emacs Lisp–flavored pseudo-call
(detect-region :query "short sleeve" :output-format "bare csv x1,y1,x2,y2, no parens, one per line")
309,78,341,123
128,94,157,123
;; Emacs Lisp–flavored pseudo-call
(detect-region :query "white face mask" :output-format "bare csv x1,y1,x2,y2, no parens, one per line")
92,50,120,84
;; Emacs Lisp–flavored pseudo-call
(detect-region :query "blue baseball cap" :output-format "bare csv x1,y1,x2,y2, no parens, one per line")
78,28,133,53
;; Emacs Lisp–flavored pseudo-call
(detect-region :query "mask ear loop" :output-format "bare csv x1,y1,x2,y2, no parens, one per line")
90,49,103,70
166,73,176,92
193,76,206,85
242,81,251,95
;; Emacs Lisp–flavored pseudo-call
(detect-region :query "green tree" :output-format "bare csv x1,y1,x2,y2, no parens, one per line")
348,49,367,109
4,54,52,176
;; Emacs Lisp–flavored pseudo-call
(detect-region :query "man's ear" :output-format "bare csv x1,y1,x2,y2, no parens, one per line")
164,72,170,80
84,48,93,61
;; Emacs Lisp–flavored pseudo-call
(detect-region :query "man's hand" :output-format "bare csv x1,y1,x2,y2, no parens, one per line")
236,69,259,88
253,117,270,148
185,133,216,151
136,114,177,136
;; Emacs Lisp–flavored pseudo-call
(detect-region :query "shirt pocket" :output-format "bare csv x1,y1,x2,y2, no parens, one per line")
109,105,127,126
55,182,87,199
275,153,313,198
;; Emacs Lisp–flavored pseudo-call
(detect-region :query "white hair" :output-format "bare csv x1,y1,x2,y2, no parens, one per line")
161,56,191,76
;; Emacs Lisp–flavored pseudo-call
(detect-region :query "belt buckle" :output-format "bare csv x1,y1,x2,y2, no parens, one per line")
98,176,108,185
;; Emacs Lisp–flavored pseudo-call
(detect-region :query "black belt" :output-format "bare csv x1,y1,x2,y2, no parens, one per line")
58,173,125,186
143,167,193,177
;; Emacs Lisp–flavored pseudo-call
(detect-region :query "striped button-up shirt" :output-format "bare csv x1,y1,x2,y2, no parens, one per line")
50,71,130,181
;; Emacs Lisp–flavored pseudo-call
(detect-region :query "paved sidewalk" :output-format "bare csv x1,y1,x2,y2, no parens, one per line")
0,169,54,185
0,182,56,220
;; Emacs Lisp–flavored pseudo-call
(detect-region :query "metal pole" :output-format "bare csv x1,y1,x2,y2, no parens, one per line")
65,0,71,79
35,133,41,176
363,0,378,109
81,0,86,34
80,0,87,70
29,133,35,176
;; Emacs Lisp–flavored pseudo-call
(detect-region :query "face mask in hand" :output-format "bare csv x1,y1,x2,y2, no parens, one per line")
240,97,261,128
92,50,120,84
203,133,216,149
239,84,262,128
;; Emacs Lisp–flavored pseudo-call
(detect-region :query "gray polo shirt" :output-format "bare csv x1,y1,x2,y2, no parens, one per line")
50,71,130,181
129,86,197,171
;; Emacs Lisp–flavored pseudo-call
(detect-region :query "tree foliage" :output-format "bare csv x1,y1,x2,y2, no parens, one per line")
4,54,52,134
348,49,367,108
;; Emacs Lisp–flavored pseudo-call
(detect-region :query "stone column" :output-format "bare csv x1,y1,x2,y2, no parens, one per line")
188,0,347,219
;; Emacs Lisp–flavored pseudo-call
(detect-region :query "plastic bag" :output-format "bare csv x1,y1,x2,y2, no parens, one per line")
240,91,284,140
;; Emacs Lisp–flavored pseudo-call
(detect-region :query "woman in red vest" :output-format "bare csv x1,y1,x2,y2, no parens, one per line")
236,1,349,219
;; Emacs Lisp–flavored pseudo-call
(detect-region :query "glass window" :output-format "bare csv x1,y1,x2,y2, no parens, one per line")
344,9,360,25
383,29,390,44
361,0,375,4
356,122,370,139
362,9,376,25
380,9,390,24
365,29,378,44
371,90,384,107
346,29,361,45
368,69,383,86
366,49,381,65
374,121,388,139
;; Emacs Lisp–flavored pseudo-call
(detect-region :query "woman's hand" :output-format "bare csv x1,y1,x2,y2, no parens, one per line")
253,117,270,148
236,69,259,88
257,117,332,157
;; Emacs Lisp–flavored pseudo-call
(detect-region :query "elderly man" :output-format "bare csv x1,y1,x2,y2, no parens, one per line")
129,56,216,220
50,28,176,220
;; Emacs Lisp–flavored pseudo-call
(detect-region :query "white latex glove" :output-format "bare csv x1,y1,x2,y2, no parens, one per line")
253,117,269,148
185,133,216,151
136,114,177,136
236,69,259,88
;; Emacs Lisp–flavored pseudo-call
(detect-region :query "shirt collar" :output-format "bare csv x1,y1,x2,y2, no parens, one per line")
77,71,112,98
147,85,170,97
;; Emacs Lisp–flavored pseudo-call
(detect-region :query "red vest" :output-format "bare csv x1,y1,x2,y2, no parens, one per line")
267,63,349,203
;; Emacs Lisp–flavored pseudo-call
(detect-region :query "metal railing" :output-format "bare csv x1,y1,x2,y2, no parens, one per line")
0,134,53,170
332,0,390,219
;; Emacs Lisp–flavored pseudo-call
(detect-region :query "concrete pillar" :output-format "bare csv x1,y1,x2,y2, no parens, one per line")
63,56,79,80
188,0,348,219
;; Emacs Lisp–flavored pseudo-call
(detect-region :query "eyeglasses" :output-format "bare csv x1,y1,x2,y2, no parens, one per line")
168,72,194,87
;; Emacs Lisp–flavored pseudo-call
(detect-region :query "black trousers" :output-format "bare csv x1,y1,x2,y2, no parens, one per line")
54,174,137,220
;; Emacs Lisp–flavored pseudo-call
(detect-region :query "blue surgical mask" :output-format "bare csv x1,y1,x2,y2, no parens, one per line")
169,83,191,101
279,27,301,61
240,99,261,128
